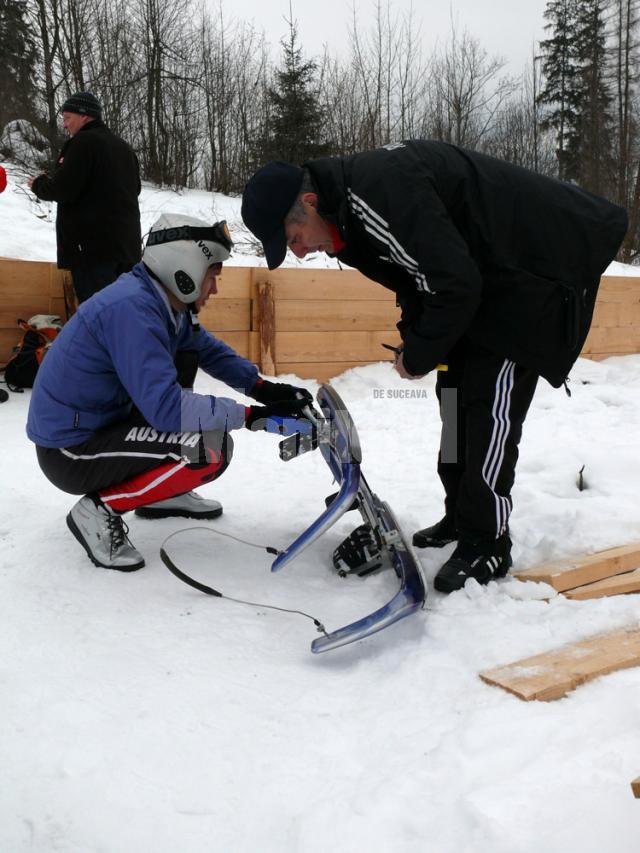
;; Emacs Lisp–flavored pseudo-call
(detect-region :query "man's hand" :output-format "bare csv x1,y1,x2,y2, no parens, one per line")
27,176,35,189
383,341,439,379
393,350,428,380
249,378,313,409
245,400,315,437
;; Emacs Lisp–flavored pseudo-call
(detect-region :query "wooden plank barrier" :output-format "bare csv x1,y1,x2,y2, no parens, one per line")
514,542,640,592
0,257,68,365
198,266,252,360
255,279,276,375
563,567,640,601
258,267,401,381
268,270,640,380
1,260,639,377
583,276,640,360
480,626,640,701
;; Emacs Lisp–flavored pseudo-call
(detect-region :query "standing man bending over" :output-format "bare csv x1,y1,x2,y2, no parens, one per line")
29,91,141,303
241,143,627,592
27,214,312,570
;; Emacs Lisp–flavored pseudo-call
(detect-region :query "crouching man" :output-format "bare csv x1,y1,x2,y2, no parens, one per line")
27,214,312,570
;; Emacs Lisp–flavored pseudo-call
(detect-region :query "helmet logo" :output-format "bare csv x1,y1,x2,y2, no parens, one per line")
174,270,195,295
198,240,213,260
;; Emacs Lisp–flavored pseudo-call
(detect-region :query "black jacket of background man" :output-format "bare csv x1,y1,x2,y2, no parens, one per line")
32,119,141,271
305,141,628,387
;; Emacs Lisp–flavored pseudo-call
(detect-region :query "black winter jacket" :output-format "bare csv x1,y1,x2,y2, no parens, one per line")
305,141,628,387
32,120,141,270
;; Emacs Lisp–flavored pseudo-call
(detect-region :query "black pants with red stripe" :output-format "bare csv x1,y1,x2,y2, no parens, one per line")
36,416,231,512
35,351,232,513
435,338,539,541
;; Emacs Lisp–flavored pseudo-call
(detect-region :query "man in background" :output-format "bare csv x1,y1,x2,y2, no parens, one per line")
29,91,141,303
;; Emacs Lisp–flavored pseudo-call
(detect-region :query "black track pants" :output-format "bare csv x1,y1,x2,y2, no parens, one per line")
435,338,539,540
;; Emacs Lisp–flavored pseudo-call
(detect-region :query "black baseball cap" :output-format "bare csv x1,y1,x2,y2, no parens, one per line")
241,162,304,269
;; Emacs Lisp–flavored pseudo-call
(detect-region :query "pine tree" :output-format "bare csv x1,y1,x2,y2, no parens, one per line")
574,0,614,195
610,0,640,260
611,0,640,208
262,13,327,164
537,0,582,180
0,0,38,132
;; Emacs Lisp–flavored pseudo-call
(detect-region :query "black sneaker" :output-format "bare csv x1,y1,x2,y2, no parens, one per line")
434,534,512,593
412,516,458,549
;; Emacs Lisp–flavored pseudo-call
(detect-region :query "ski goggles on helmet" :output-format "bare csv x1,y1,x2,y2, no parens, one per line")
146,220,233,252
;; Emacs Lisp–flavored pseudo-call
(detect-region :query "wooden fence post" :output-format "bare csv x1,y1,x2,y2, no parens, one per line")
61,271,77,319
256,280,275,375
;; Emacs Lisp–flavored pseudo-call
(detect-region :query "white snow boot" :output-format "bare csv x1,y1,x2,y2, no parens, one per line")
134,491,223,520
66,495,145,571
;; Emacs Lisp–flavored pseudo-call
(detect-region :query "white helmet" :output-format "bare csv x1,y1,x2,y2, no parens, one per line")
142,213,233,303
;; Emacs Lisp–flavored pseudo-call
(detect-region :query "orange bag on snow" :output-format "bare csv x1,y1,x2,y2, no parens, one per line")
3,314,62,390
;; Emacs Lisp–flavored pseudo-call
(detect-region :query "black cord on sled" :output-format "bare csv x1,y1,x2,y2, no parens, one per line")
160,527,328,636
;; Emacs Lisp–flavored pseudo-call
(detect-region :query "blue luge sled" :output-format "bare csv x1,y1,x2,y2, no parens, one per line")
274,384,427,653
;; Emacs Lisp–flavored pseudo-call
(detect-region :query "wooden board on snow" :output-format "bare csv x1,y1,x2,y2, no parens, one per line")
514,543,640,592
479,626,640,701
563,568,640,600
632,778,640,799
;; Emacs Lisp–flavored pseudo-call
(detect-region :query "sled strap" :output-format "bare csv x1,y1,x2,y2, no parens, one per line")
160,548,222,596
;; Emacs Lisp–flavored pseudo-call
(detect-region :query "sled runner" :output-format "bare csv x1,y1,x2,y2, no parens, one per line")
276,384,427,653
162,384,426,654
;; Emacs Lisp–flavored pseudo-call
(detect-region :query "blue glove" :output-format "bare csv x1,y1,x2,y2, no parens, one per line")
245,401,315,437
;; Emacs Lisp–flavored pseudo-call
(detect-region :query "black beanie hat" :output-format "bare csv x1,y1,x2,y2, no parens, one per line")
60,92,102,119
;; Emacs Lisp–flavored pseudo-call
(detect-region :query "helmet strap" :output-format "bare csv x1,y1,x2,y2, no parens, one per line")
186,305,200,332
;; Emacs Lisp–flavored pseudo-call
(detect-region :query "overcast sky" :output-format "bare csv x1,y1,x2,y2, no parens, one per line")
221,0,551,74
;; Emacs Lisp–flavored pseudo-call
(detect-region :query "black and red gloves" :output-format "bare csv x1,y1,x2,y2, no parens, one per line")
249,378,313,409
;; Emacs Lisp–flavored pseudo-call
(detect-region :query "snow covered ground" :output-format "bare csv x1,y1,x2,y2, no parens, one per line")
2,160,640,852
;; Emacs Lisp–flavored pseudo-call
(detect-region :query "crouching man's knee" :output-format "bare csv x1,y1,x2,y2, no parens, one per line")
184,430,233,482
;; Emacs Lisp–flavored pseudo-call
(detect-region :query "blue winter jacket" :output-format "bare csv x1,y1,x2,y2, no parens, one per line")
27,263,259,447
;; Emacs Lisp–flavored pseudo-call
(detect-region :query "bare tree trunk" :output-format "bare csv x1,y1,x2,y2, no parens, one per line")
28,0,64,160
58,0,90,91
427,20,517,149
